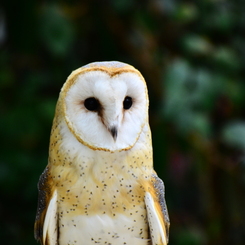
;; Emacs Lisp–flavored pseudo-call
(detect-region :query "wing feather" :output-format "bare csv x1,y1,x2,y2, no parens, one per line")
145,174,170,245
43,190,58,245
34,167,58,245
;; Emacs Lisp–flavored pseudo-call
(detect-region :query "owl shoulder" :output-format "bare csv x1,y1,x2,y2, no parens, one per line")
144,173,170,245
34,166,56,244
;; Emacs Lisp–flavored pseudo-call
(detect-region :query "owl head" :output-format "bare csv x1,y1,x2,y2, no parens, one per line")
57,61,149,152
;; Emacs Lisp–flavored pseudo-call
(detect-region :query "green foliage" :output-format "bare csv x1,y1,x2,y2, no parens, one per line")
1,0,245,244
39,4,75,57
222,122,245,149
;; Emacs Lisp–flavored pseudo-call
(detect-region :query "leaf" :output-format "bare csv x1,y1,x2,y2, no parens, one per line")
222,122,245,149
182,34,213,55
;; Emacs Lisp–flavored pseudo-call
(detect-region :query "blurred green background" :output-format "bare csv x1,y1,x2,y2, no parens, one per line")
1,0,245,244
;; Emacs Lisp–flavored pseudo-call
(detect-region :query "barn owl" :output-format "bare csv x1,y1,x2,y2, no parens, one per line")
34,61,170,245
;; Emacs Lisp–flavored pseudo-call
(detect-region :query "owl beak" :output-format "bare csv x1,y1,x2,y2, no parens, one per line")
109,126,118,141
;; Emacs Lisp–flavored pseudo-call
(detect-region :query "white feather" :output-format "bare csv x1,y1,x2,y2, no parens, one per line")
145,192,167,245
43,190,58,245
59,214,150,245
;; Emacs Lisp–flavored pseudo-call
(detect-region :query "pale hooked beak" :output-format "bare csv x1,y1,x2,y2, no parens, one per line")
105,106,120,141
109,126,118,141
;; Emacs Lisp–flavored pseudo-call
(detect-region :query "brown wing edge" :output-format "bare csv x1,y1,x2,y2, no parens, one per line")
34,167,52,244
151,173,170,243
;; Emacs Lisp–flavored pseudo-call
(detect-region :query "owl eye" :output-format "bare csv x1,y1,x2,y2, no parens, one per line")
84,97,100,111
123,96,133,110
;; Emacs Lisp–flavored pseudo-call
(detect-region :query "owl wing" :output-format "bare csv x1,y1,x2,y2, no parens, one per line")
34,167,58,245
145,173,170,245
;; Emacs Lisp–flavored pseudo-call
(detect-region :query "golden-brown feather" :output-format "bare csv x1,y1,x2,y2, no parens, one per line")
34,167,54,243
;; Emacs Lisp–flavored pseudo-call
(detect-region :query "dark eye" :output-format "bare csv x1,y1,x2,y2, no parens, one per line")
123,96,133,110
84,97,100,111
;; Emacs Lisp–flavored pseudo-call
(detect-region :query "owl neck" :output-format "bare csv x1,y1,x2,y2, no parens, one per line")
49,120,153,181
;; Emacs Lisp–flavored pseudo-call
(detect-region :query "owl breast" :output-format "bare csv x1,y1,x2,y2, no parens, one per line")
59,214,150,245
51,134,153,245
55,164,151,244
56,172,151,245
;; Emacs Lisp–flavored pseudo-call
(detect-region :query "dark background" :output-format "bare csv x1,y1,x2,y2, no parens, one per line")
1,1,245,244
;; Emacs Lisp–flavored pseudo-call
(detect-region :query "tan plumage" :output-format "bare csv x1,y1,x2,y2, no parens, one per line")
34,61,170,245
